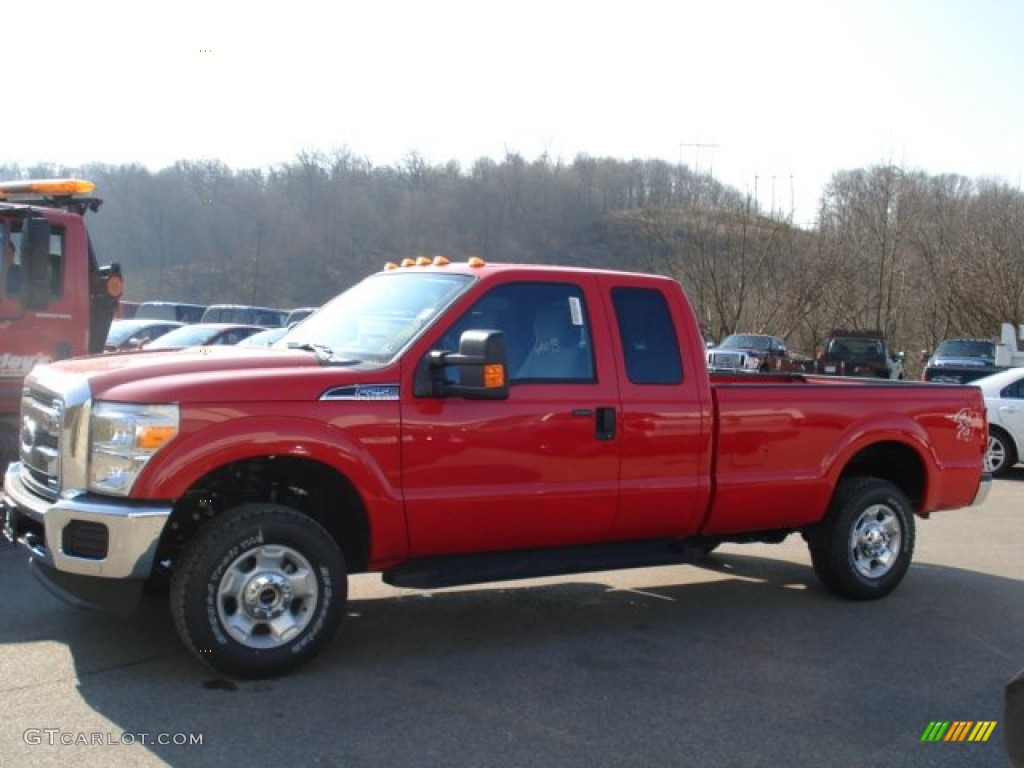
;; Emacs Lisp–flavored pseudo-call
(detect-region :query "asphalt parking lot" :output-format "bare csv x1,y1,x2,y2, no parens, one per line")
1,472,1021,768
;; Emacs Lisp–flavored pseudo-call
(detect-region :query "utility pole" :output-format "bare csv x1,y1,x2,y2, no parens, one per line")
679,142,720,177
680,142,720,206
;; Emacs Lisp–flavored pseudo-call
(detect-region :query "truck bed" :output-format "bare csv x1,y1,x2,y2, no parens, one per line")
705,373,986,535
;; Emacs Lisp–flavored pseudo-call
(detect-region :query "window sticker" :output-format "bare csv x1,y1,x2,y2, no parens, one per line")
568,296,583,326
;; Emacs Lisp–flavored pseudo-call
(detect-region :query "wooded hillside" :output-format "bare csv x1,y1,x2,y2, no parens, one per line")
3,153,1021,374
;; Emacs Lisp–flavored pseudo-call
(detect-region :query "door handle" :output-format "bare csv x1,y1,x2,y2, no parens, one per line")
595,406,616,441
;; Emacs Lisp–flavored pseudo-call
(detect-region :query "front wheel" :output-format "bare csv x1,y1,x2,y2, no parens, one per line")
808,477,915,600
170,503,347,678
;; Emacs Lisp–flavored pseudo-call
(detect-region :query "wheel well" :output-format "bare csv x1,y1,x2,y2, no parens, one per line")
840,441,925,508
156,456,371,574
990,424,1016,447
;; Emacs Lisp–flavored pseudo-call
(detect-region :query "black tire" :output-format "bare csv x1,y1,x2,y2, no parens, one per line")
170,503,347,679
986,428,1017,478
807,477,915,600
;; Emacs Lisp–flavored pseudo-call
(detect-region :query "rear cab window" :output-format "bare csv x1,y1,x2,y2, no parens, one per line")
611,287,683,385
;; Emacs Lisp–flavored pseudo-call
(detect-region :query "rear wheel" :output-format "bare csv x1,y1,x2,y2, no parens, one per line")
170,503,347,678
808,477,915,600
986,428,1017,478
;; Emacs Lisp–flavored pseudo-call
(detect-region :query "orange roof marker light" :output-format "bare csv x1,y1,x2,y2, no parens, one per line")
400,258,416,267
432,256,450,266
384,262,400,270
467,256,487,268
415,256,432,266
0,178,96,199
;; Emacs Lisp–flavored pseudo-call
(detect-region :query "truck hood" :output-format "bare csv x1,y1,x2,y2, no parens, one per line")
40,346,388,403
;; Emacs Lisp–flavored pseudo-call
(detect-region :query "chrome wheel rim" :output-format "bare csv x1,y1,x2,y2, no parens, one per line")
849,504,902,579
986,435,1006,474
216,544,319,649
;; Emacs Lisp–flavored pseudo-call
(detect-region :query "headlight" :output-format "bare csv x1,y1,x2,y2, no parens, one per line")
89,402,179,496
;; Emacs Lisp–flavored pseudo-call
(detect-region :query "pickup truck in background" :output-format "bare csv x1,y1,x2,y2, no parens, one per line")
816,329,904,379
2,260,990,678
706,333,807,373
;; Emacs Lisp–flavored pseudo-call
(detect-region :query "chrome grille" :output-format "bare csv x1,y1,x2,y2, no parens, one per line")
708,351,745,369
20,387,63,497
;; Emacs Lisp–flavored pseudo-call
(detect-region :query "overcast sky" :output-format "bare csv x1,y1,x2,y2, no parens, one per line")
5,0,1022,225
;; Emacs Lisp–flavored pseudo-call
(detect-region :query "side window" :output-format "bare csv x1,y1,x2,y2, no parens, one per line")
441,282,595,383
48,228,65,298
0,224,63,299
225,329,256,345
1002,380,1024,399
611,287,683,385
1,225,19,298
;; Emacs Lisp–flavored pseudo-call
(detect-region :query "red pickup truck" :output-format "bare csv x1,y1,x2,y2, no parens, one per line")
2,259,990,678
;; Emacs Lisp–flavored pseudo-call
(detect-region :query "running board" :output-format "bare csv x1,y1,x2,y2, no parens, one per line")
381,538,707,590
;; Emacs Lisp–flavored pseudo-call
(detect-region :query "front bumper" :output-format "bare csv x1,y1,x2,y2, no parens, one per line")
3,461,172,612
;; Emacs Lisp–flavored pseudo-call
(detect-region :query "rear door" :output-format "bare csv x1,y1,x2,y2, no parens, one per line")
605,280,713,539
401,275,622,555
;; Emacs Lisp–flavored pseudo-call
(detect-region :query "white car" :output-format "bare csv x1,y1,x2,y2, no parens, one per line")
973,367,1024,477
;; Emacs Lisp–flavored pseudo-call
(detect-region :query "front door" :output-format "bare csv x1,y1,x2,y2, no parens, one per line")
401,277,621,556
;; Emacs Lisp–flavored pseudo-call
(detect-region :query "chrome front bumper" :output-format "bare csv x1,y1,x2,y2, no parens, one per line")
3,461,172,581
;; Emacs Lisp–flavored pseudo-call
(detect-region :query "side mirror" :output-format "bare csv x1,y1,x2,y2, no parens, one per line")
414,329,510,400
22,216,52,311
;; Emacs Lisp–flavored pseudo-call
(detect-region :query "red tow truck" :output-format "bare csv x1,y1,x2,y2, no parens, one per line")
2,259,989,678
0,179,123,465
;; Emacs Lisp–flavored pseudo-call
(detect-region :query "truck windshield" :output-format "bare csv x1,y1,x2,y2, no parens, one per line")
282,271,474,363
720,334,771,350
935,339,994,359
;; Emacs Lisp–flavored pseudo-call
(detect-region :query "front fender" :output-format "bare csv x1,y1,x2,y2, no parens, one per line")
131,411,406,562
